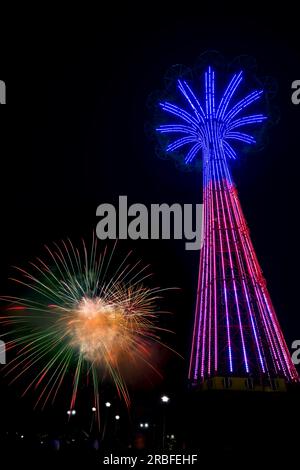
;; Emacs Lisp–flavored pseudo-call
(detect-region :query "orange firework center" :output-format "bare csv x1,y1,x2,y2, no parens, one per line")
69,297,130,363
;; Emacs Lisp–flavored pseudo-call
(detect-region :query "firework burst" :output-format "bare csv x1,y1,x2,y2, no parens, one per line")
0,237,174,418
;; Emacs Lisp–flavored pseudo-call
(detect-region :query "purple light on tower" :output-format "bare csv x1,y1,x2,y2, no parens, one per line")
157,66,298,383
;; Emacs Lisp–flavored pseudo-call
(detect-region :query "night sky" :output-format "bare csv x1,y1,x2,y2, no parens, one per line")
0,12,300,433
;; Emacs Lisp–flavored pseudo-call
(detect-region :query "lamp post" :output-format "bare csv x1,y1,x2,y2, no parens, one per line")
101,401,112,442
90,406,97,433
161,395,170,450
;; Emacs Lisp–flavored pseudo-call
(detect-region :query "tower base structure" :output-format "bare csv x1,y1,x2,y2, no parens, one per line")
191,376,287,393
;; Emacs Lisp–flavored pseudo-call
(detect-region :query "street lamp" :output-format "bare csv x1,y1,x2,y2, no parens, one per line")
115,415,120,420
139,422,149,429
160,395,170,450
71,409,76,416
105,401,111,408
161,395,170,403
92,406,97,412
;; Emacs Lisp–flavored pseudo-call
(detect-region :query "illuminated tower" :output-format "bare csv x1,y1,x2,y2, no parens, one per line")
157,66,298,384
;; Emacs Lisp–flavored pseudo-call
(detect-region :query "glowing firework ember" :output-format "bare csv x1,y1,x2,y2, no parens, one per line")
0,237,173,415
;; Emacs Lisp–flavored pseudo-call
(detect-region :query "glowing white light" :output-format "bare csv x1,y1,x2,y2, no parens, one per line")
161,395,170,403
